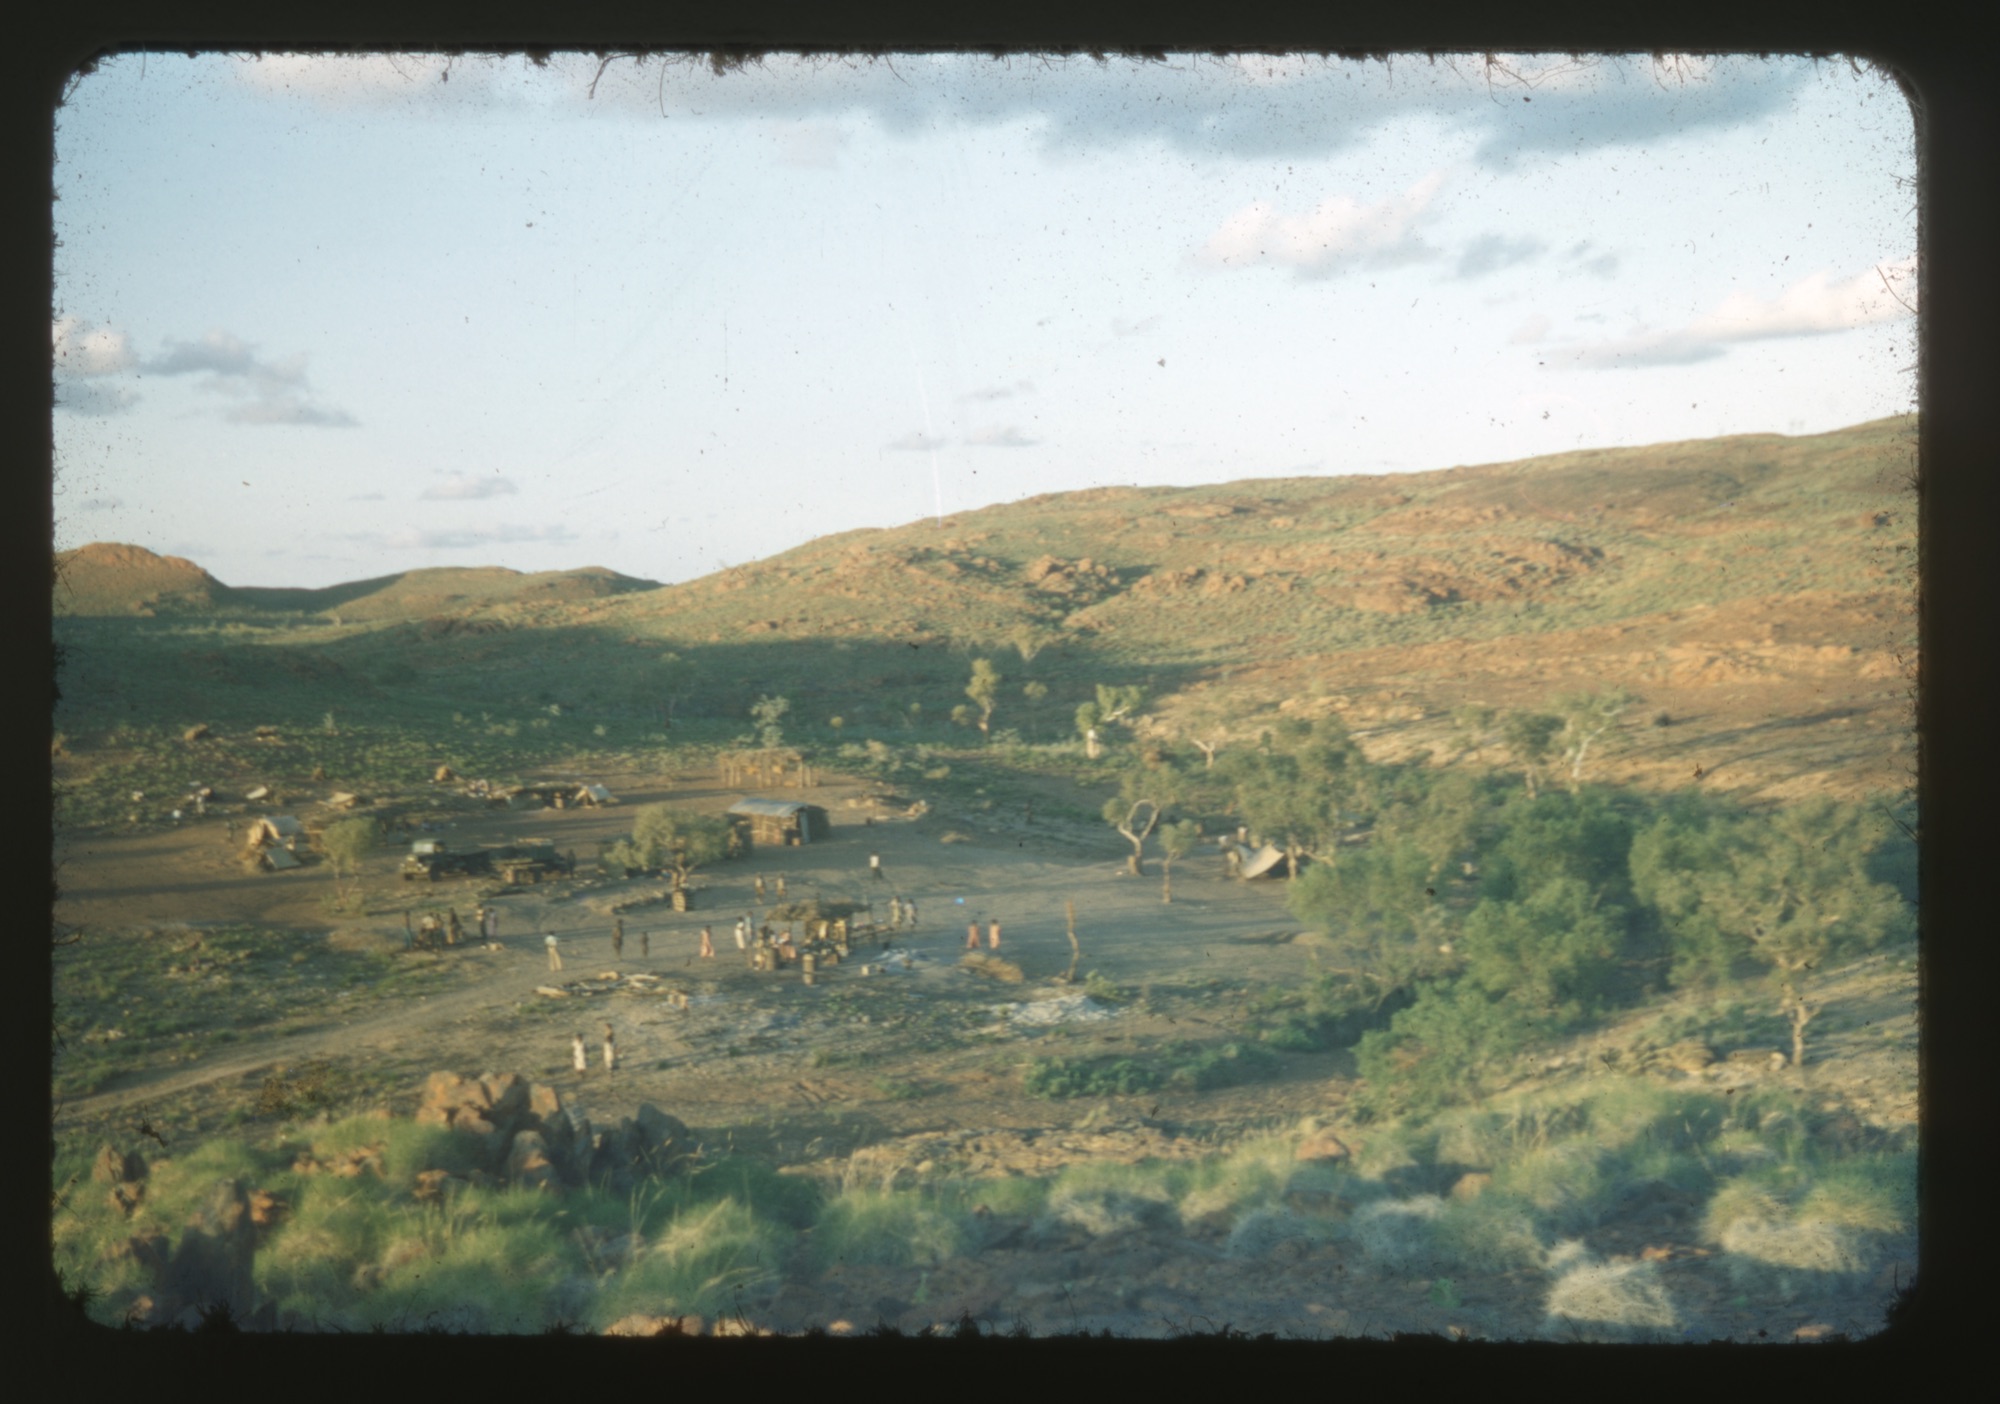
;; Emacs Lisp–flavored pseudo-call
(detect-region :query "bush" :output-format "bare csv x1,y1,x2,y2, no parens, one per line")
1225,1206,1344,1259
1354,982,1550,1118
1351,1196,1447,1271
1542,1242,1679,1342
811,1189,969,1269
1043,1162,1178,1237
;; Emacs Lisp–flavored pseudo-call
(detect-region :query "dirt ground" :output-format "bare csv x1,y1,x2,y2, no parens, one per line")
51,765,1917,1341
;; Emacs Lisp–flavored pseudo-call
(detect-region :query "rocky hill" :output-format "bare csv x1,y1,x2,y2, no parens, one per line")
53,544,657,621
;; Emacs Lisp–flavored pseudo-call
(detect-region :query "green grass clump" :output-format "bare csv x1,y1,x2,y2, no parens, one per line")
594,1198,785,1326
1043,1160,1179,1237
1023,1039,1281,1100
810,1189,969,1270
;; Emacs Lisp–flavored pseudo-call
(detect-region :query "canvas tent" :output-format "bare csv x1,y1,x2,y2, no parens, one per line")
1230,843,1290,880
574,784,617,806
258,845,302,871
247,816,308,850
727,798,832,848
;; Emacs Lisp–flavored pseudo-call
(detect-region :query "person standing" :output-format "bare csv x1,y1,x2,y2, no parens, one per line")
699,926,715,958
888,896,902,929
775,874,788,898
755,874,767,902
602,1024,617,1076
733,918,748,951
403,910,414,951
612,918,625,960
988,918,1002,951
546,933,563,972
967,921,981,951
487,907,500,943
446,909,462,947
869,853,884,882
641,931,651,958
572,1032,588,1075
905,899,917,930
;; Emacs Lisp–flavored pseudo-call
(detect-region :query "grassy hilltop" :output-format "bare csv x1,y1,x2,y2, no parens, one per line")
54,417,1914,811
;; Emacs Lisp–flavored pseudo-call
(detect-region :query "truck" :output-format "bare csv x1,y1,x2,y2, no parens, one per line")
400,838,494,882
493,838,575,886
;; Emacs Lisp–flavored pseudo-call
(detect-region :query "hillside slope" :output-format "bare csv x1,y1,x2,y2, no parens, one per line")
52,418,1916,803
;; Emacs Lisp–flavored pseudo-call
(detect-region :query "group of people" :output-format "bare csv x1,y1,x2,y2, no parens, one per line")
406,904,503,951
966,917,1002,951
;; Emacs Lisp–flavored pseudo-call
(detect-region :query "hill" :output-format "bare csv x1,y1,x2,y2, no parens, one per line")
50,418,1915,805
52,546,658,621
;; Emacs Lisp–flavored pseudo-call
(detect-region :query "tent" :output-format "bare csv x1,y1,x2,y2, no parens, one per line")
574,784,617,806
259,846,302,871
248,816,308,849
1233,843,1290,880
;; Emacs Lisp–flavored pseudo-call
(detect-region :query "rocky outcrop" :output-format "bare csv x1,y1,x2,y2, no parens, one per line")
411,1070,692,1195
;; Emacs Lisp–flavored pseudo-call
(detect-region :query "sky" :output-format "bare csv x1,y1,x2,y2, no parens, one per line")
51,51,1917,590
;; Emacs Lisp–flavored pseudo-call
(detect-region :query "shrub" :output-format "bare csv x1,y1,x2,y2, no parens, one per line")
1351,1195,1447,1271
1043,1162,1178,1237
1542,1242,1678,1342
811,1189,969,1270
1225,1207,1344,1259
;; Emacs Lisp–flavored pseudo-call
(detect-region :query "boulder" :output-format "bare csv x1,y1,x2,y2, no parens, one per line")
631,1104,693,1171
421,1071,476,1113
450,1109,500,1157
526,1081,563,1125
1661,1041,1715,1074
1295,1128,1353,1164
480,1071,526,1111
1450,1172,1494,1202
506,1130,558,1191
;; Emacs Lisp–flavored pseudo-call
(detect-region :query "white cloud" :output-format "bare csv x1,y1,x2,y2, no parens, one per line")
964,424,1038,448
140,329,358,427
884,431,950,451
1508,314,1553,345
52,316,136,376
1572,257,1916,369
421,473,520,501
1197,172,1446,276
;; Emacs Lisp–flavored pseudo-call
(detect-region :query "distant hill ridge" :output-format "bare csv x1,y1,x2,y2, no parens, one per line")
53,545,660,620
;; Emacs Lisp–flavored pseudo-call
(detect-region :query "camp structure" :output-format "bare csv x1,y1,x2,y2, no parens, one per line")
246,815,309,851
573,783,617,807
324,791,361,809
1228,843,1291,880
727,798,832,848
255,845,302,871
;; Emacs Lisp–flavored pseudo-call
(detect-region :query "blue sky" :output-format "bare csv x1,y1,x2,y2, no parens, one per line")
52,52,1916,589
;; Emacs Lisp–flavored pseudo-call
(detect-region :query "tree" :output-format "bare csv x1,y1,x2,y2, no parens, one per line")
1692,800,1911,1070
965,658,1003,741
1103,750,1184,876
1076,683,1147,760
1011,624,1056,667
1554,689,1634,790
320,817,379,910
1224,716,1374,878
750,694,790,750
617,805,735,888
1159,819,1202,903
1459,877,1629,1022
1499,710,1563,797
1287,832,1457,1010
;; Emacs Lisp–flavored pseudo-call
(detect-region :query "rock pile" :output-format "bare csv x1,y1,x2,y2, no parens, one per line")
413,1071,695,1195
